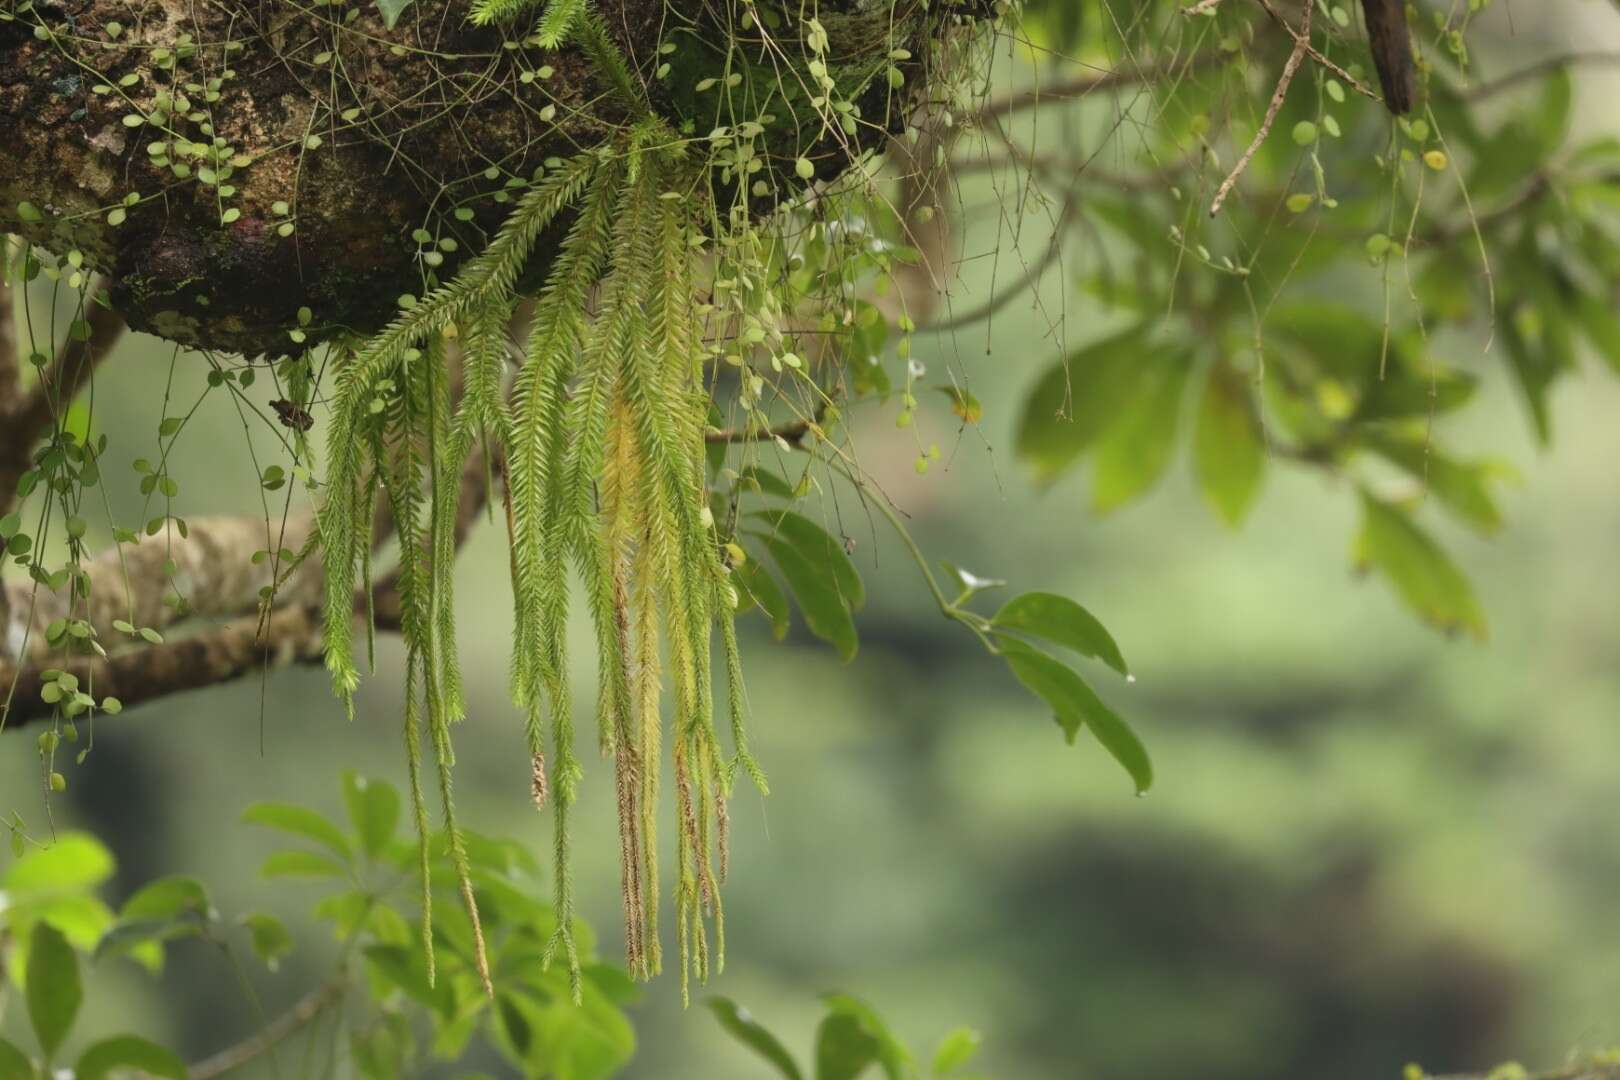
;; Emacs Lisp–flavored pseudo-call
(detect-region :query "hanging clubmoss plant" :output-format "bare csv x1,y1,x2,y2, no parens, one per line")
312,0,993,1000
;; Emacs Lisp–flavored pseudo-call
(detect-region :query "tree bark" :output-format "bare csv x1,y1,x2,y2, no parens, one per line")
0,0,654,354
1,0,953,356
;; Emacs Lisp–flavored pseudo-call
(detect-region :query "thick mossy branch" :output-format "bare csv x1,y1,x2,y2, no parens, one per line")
0,0,966,354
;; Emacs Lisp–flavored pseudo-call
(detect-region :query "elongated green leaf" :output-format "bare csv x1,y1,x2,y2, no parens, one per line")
1354,494,1486,639
1366,436,1508,533
1576,290,1620,373
26,922,81,1061
735,558,791,640
260,850,348,879
342,772,400,858
738,465,796,499
750,510,863,610
997,638,1152,794
708,998,803,1080
1016,325,1156,484
94,916,203,965
753,532,857,660
364,944,454,1017
815,1013,879,1080
3,833,113,895
521,969,635,1080
241,803,352,860
820,994,910,1080
76,1035,186,1080
992,591,1128,677
375,0,413,28
121,876,211,923
241,912,293,970
931,1028,982,1075
1193,366,1264,526
0,1036,33,1080
1090,350,1189,512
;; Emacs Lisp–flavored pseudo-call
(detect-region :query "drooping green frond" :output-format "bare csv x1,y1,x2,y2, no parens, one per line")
533,0,587,47
317,120,768,1001
575,11,649,115
467,0,542,27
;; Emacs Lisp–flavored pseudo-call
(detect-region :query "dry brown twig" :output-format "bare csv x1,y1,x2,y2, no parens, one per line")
1209,1,1313,216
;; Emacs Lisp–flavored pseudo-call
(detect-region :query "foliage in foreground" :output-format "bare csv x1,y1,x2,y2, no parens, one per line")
0,772,634,1079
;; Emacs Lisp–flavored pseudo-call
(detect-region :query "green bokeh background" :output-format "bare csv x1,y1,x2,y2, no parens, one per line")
5,5,1620,1078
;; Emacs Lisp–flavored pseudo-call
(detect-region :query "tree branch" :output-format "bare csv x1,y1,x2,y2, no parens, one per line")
0,282,125,509
189,978,347,1080
1461,51,1620,101
973,56,1216,127
2,513,320,667
0,604,327,731
1210,1,1313,216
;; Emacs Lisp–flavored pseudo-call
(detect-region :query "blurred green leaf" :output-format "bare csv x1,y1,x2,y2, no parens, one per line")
75,1035,186,1080
735,558,791,640
750,510,864,610
1468,68,1570,201
375,0,414,30
1193,366,1264,526
1091,350,1189,512
1018,0,1082,51
930,1028,982,1075
1366,436,1508,533
241,803,353,861
0,1036,32,1080
754,532,858,660
16,895,114,954
241,912,293,970
739,464,796,499
992,591,1129,677
820,994,911,1080
364,944,454,1016
1354,493,1486,639
121,876,211,923
94,875,213,966
521,971,635,1080
816,1013,880,1080
709,997,804,1080
1017,325,1159,484
260,850,348,879
938,385,984,425
997,638,1152,794
342,773,400,858
26,922,81,1061
1575,291,1620,373
3,834,113,895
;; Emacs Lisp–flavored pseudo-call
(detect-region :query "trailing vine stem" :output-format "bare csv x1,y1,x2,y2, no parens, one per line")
823,459,999,651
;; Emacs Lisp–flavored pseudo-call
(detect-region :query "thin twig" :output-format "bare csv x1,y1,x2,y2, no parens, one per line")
7,280,125,448
704,412,821,447
1255,0,1381,104
0,256,16,406
189,979,346,1080
1210,2,1313,216
973,56,1219,126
